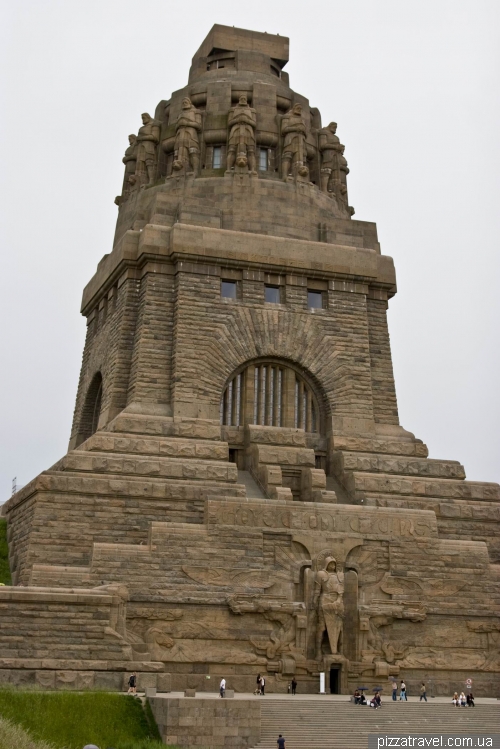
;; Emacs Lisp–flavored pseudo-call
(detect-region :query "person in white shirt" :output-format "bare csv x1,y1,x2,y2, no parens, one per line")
219,678,226,698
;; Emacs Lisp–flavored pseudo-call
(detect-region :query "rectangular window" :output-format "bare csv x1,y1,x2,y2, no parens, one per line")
213,146,222,169
259,148,268,171
308,290,324,309
221,280,237,299
265,285,281,304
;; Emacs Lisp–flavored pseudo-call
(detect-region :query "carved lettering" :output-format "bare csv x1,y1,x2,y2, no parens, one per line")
209,501,435,539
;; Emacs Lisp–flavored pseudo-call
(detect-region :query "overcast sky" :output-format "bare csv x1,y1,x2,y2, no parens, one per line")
0,0,498,499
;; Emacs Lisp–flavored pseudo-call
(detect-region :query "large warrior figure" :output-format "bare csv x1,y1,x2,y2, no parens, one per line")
136,113,160,186
173,97,202,173
318,122,341,193
227,95,257,172
337,144,350,207
121,134,138,196
313,555,344,659
281,103,309,179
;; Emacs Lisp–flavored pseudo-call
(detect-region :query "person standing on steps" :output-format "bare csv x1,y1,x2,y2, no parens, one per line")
391,679,398,701
255,673,262,696
127,671,137,695
260,675,266,695
291,677,297,696
277,734,286,749
420,682,427,702
219,677,226,698
399,680,407,701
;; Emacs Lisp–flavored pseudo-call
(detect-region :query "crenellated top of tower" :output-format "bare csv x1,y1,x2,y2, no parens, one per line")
113,25,363,251
189,25,289,84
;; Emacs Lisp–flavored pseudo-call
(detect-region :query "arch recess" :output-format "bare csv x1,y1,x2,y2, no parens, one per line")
220,358,324,433
78,372,103,444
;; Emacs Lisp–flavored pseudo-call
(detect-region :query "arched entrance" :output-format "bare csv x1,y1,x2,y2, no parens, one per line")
220,359,322,433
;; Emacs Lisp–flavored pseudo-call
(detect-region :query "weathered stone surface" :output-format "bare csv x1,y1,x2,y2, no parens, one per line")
1,23,499,702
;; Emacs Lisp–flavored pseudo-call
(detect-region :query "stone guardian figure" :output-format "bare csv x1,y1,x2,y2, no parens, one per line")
281,103,309,179
227,95,257,173
313,555,344,660
173,97,202,174
318,122,341,194
136,113,160,186
121,134,138,194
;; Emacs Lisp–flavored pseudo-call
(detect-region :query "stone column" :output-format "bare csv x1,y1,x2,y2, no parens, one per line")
283,368,296,428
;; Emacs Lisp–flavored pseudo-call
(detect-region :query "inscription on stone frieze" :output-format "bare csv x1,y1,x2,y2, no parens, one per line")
207,501,437,538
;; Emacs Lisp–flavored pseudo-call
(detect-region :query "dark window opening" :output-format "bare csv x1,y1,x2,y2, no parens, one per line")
308,290,324,309
265,285,280,304
221,280,237,299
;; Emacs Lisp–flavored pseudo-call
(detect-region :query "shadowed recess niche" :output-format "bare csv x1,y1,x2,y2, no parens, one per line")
220,359,322,433
76,372,103,446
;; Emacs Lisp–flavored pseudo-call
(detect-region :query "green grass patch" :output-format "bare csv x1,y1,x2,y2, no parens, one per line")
0,716,55,749
0,690,170,749
0,519,12,585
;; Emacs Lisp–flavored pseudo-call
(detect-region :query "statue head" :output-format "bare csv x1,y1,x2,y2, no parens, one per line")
339,144,345,154
328,122,337,133
325,556,337,572
238,95,248,107
182,97,192,110
141,113,152,124
128,134,137,145
292,103,302,115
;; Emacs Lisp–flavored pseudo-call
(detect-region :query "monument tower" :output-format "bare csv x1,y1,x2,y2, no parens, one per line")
2,26,499,696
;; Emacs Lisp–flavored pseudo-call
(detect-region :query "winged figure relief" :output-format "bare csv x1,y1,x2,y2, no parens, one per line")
182,566,289,588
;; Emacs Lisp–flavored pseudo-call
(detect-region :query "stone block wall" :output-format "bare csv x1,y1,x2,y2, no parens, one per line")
149,696,261,749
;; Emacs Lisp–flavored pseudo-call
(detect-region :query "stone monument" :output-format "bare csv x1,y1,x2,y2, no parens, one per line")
1,25,499,698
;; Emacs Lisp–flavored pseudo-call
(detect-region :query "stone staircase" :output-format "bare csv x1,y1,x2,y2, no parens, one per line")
238,470,267,499
254,699,500,749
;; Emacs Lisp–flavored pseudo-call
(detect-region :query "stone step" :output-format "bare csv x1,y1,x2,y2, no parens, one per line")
332,435,429,458
80,432,229,460
253,701,500,749
332,451,466,479
345,472,500,502
52,451,239,483
35,471,246,499
106,414,221,440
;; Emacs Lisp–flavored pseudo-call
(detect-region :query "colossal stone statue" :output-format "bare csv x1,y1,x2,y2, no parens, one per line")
173,97,202,174
281,103,309,179
136,113,160,186
227,95,257,172
313,555,344,659
318,122,341,193
121,134,138,194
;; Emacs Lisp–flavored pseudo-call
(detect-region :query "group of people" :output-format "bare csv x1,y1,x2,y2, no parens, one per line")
452,691,475,707
353,689,381,708
391,679,409,701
